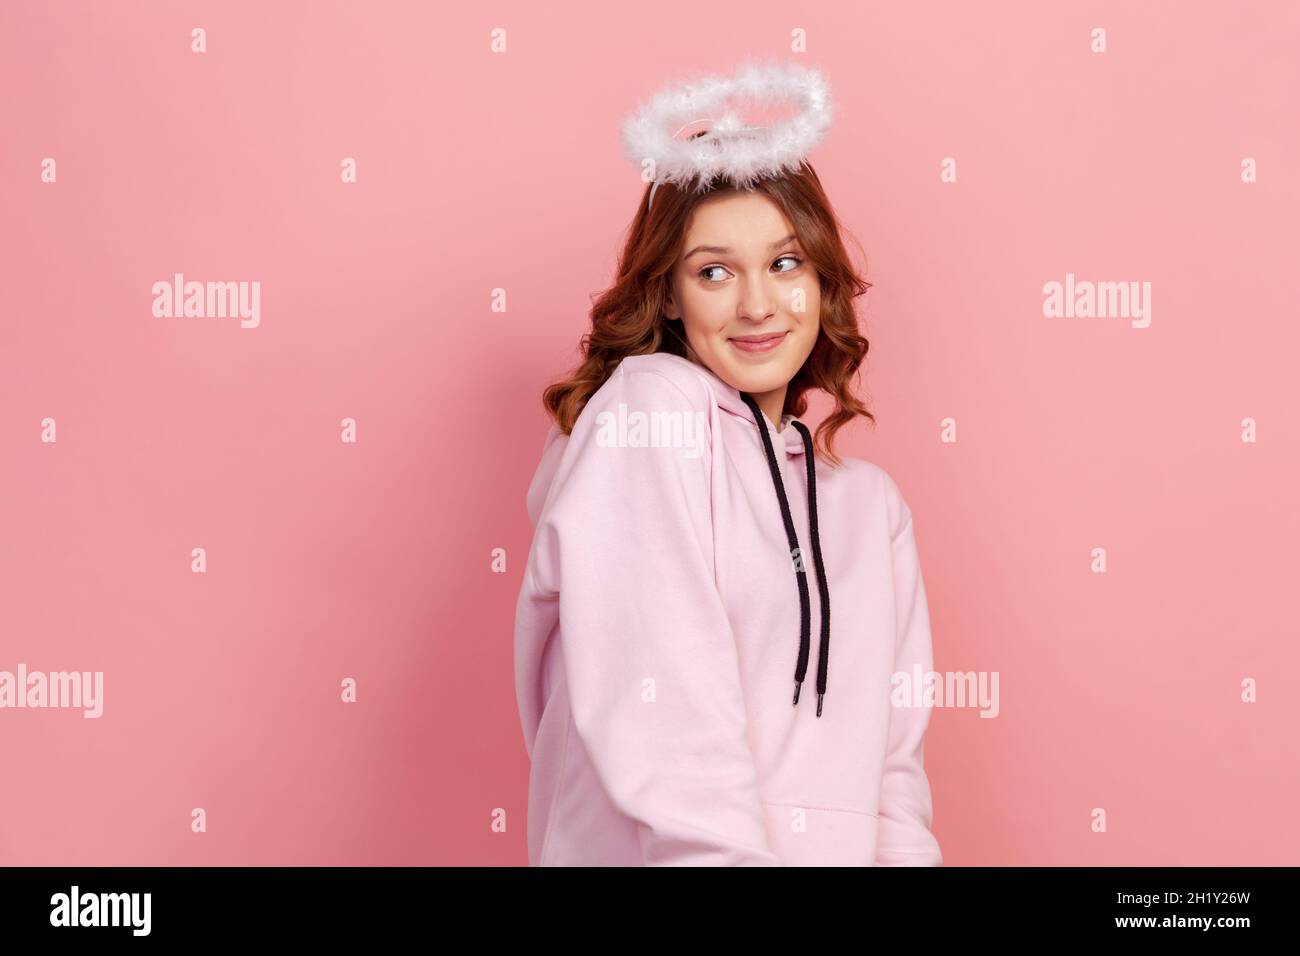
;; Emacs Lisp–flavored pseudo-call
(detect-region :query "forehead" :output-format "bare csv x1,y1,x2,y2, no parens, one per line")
681,191,795,247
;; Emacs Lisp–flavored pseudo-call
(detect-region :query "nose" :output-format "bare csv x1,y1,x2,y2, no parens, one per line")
737,270,777,324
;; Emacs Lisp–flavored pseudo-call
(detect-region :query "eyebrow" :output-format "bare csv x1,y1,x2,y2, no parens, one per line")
682,233,799,260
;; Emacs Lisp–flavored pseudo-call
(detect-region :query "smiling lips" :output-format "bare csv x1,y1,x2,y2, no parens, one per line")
729,331,789,354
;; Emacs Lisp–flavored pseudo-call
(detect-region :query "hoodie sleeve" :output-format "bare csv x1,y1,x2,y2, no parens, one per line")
533,364,781,866
874,487,944,866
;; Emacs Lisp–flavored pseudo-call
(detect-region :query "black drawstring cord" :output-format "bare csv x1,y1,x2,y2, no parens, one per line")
790,421,831,717
738,392,830,716
739,392,810,707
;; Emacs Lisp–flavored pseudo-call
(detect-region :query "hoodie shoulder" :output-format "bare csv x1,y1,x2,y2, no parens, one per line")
611,353,719,412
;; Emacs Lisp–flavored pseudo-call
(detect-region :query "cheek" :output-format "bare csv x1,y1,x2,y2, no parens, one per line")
681,289,731,336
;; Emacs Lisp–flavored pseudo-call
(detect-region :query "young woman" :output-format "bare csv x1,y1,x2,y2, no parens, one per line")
513,61,942,866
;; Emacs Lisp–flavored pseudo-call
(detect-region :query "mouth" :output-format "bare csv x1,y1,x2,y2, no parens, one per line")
728,331,789,355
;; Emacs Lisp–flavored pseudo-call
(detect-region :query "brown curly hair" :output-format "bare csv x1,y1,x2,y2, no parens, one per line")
542,160,875,467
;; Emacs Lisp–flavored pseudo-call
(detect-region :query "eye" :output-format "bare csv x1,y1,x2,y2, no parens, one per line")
697,256,803,283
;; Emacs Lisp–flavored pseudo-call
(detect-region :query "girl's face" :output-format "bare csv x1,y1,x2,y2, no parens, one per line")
665,190,821,421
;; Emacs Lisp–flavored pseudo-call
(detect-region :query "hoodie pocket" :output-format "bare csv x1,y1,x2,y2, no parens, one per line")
761,800,880,867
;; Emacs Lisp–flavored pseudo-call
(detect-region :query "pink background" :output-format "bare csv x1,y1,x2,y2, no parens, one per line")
2,0,1297,865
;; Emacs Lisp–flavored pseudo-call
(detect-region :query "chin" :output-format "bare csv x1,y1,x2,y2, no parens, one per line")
719,360,797,396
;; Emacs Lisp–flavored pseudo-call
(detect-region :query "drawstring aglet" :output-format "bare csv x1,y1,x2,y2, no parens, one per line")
793,680,802,706
816,693,824,717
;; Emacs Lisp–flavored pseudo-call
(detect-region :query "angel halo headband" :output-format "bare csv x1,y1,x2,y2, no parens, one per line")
621,59,834,212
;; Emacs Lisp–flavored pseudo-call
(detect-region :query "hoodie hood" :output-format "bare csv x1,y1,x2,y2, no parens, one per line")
650,353,833,717
527,351,835,717
680,354,808,457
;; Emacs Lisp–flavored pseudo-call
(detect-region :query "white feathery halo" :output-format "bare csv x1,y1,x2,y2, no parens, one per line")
621,58,834,207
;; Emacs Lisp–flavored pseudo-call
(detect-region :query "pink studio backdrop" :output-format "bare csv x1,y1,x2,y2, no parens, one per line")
2,0,1298,866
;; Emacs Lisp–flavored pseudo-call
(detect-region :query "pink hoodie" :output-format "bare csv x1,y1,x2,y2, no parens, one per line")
513,351,942,866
